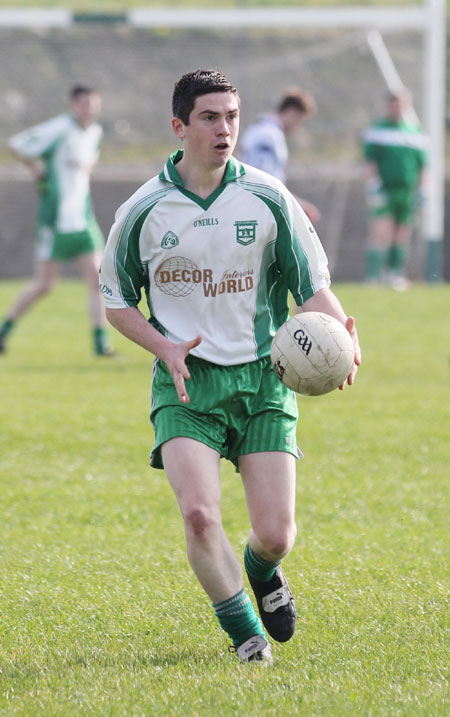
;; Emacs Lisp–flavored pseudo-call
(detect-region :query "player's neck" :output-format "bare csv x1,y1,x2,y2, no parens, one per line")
176,157,225,199
72,114,93,130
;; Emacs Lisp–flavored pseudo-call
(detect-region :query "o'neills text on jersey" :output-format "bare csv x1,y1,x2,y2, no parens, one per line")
193,218,219,227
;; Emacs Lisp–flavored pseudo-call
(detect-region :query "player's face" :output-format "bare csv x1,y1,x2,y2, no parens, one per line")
387,96,408,122
71,92,102,128
174,91,240,170
283,107,305,135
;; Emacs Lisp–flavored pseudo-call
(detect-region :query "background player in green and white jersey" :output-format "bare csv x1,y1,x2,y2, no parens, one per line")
362,88,428,290
0,85,113,356
100,69,361,664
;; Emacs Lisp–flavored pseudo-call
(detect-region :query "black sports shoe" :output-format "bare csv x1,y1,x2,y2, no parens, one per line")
232,635,273,664
0,336,6,354
247,566,296,642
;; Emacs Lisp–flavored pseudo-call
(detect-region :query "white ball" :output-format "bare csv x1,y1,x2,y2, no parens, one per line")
271,312,354,396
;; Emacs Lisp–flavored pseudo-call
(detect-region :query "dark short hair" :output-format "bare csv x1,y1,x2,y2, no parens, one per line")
172,69,239,125
70,84,98,100
277,87,316,116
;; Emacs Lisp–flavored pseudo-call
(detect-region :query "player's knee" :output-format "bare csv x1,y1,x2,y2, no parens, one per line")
185,506,219,540
36,279,56,297
257,521,297,559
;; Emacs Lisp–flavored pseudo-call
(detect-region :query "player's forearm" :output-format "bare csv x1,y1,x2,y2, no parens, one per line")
297,288,348,325
105,306,174,361
298,288,361,384
9,148,44,179
364,162,379,181
294,195,321,223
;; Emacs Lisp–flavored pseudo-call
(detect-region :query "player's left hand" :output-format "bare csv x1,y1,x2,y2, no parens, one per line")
339,316,361,390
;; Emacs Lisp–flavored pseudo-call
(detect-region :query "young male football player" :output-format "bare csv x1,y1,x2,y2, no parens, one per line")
100,69,361,663
362,88,428,290
0,85,113,356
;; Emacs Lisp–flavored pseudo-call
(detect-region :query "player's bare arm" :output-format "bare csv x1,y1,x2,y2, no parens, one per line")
105,306,201,403
9,148,45,181
298,287,361,387
294,194,321,223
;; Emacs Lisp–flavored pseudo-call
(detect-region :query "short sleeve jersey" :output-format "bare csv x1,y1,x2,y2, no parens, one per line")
99,151,330,366
9,113,103,233
239,115,288,182
362,118,427,190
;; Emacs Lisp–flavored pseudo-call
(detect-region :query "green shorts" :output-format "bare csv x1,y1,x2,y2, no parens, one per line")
369,187,417,225
149,355,301,471
36,221,105,261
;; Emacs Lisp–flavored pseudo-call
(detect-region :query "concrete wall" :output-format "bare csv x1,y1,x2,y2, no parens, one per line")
1,167,448,282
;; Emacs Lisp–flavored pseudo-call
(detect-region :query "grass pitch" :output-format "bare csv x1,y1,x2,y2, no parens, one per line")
0,280,448,716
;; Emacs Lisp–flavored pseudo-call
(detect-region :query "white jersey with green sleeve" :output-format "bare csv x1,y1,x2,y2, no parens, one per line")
100,151,330,366
9,113,102,234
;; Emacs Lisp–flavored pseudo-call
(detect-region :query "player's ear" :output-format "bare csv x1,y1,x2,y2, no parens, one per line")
172,117,185,140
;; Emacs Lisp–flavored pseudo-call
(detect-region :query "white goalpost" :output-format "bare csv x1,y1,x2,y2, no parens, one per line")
366,31,420,124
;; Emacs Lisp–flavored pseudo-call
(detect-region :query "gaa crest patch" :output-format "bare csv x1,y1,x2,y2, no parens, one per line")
234,220,257,246
161,231,179,249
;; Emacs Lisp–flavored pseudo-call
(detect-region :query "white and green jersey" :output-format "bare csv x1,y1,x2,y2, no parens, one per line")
9,113,102,234
100,150,330,366
362,118,427,190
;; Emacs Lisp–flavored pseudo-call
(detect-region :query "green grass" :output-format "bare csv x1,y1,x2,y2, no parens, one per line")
0,280,449,716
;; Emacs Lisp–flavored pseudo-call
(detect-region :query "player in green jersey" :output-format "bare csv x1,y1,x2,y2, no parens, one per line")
100,69,361,663
362,89,428,290
0,85,113,356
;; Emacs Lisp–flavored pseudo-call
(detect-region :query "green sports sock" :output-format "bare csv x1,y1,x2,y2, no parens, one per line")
0,318,14,340
365,247,388,281
244,543,281,583
93,327,110,354
213,588,267,647
387,244,407,273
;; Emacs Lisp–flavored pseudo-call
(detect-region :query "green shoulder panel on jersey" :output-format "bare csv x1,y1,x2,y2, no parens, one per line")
114,186,176,307
237,178,315,359
237,179,314,301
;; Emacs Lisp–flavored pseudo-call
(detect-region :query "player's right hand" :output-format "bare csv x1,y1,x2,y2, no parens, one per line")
166,335,202,404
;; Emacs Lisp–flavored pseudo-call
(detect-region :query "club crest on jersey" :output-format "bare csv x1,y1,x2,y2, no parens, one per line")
161,231,179,249
234,220,257,246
